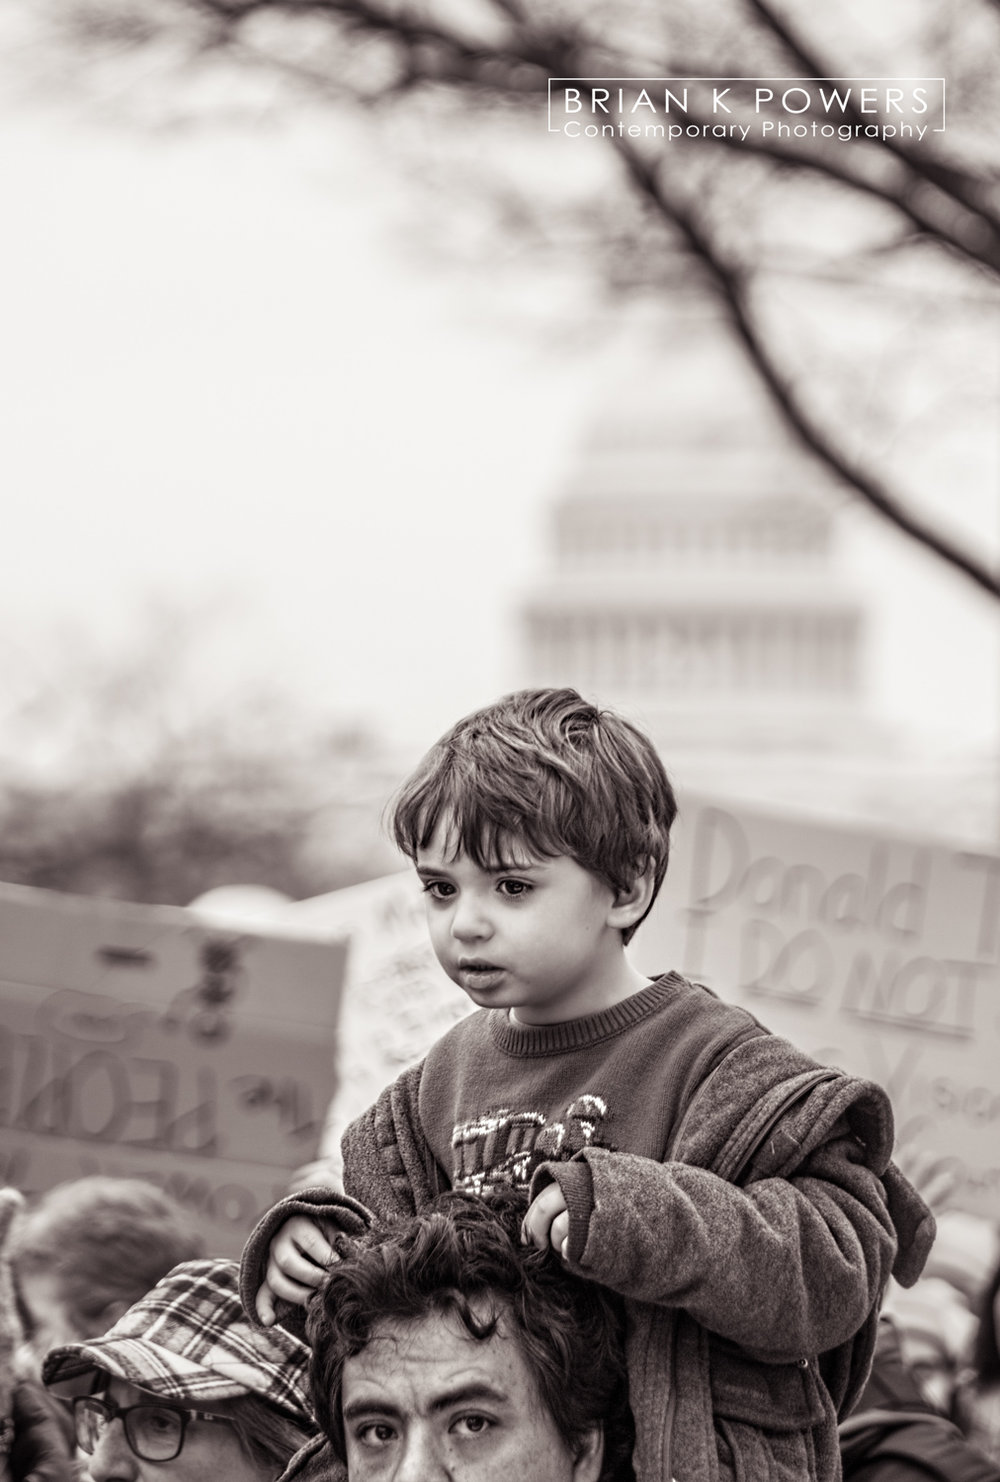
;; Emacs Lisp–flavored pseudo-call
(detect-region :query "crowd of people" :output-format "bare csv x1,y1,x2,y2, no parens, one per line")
2,1172,1000,1482
2,688,999,1482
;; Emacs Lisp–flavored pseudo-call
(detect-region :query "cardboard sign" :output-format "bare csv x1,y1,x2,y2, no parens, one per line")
0,882,347,1256
285,874,470,1182
631,793,1000,1217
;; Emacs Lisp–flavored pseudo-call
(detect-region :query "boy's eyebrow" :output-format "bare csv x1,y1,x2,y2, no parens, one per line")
414,860,543,877
492,859,541,873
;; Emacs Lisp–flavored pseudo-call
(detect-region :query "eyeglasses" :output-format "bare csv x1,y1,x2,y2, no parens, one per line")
72,1394,233,1463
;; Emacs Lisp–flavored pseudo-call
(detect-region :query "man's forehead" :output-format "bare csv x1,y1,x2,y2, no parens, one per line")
342,1310,524,1409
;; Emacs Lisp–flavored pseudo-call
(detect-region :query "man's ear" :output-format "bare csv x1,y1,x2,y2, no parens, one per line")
572,1423,605,1482
606,865,656,934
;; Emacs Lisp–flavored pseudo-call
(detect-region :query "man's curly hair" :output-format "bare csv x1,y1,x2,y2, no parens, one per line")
306,1189,635,1482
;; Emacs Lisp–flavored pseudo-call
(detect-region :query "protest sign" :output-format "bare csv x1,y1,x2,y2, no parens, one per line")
632,793,1000,1217
284,874,469,1182
0,882,346,1256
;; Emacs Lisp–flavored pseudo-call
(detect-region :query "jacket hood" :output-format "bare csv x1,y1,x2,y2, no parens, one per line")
673,1032,936,1288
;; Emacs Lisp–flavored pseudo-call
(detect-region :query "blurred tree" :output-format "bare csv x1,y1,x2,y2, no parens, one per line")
0,612,401,905
28,0,1000,600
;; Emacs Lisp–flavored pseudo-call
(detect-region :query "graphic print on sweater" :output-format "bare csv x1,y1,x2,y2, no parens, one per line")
451,1094,612,1193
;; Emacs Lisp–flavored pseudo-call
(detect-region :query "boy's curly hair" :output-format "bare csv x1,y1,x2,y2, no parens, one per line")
387,687,676,943
307,1189,635,1482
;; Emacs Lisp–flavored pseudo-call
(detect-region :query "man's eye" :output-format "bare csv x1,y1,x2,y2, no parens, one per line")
357,1422,396,1448
453,1414,493,1436
498,879,530,897
142,1410,180,1436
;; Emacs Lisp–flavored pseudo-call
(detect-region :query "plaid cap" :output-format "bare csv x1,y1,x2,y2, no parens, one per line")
42,1258,313,1427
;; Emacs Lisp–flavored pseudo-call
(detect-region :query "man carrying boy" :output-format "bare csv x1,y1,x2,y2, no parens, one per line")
303,1189,634,1482
242,688,934,1482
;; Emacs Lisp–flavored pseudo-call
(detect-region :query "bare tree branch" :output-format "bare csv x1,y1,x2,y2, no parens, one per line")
610,132,1000,598
743,0,1000,234
44,0,1000,599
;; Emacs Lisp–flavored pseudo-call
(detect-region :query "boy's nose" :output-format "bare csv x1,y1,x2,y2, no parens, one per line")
450,897,491,942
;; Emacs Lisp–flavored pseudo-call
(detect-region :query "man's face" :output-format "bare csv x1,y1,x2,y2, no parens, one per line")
79,1377,273,1482
415,820,625,1026
339,1308,603,1481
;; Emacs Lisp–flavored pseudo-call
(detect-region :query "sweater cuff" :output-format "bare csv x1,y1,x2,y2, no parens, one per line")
239,1186,374,1333
528,1156,595,1267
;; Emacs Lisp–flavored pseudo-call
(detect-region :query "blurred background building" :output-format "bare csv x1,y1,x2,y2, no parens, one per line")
517,324,998,845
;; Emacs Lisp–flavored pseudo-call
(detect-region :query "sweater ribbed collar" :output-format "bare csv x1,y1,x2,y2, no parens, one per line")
488,972,682,1057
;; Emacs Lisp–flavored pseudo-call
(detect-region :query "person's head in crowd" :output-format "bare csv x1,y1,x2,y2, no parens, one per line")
971,1250,1000,1388
923,1208,1000,1311
43,1258,316,1482
11,1177,205,1374
307,1190,634,1482
882,1277,977,1412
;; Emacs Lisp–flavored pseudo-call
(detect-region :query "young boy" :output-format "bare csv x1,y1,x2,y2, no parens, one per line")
242,687,935,1482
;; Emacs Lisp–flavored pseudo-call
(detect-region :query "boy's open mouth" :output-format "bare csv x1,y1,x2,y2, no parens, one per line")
458,959,505,982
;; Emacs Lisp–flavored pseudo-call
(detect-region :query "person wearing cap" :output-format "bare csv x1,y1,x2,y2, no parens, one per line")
42,1260,317,1482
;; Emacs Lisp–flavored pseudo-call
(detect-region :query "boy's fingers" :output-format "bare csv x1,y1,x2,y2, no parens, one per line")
256,1284,278,1327
521,1184,568,1249
284,1216,337,1265
265,1257,323,1307
276,1243,334,1288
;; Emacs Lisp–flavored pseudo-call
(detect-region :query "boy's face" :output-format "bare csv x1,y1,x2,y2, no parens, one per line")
415,821,629,1025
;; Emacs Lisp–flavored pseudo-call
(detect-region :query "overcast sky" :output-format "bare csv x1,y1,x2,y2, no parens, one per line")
1,8,997,763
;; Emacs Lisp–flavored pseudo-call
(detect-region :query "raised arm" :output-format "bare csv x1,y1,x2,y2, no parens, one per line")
239,1187,373,1331
530,1132,899,1362
341,1059,449,1218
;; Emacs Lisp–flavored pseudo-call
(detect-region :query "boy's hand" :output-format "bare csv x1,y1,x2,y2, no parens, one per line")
521,1184,570,1260
256,1215,339,1325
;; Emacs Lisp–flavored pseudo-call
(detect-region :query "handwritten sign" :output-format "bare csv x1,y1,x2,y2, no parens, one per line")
631,794,1000,1217
0,882,347,1256
284,874,470,1183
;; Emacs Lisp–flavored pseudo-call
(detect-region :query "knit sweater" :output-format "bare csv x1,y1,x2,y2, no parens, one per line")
247,973,935,1482
417,974,765,1209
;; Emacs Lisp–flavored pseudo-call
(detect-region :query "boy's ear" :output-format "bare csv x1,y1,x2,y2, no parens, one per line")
606,865,656,932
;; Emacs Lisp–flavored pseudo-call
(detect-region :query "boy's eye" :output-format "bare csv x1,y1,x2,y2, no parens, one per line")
422,880,456,900
498,879,531,898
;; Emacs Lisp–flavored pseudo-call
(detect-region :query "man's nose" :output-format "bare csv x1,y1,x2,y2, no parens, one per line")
84,1420,139,1482
392,1427,451,1481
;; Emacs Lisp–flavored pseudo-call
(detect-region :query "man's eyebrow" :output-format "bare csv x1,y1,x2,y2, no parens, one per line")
342,1383,510,1424
429,1382,511,1413
342,1398,404,1424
